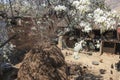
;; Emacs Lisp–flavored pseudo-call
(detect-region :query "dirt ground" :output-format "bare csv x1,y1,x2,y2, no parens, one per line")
62,49,120,80
14,49,120,80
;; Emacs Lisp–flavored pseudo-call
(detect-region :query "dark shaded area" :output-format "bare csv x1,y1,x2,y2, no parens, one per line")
102,30,117,40
63,29,79,48
0,11,7,18
1,67,18,80
76,73,103,80
103,42,114,48
9,50,27,65
66,63,103,80
116,43,120,54
115,60,120,71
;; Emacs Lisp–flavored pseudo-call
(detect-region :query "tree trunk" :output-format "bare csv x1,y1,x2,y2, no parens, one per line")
58,36,63,49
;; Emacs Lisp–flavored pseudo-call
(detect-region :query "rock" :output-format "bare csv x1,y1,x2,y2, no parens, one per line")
69,52,72,55
99,69,106,74
99,59,103,63
87,52,92,56
111,64,114,69
65,52,68,56
92,61,99,65
110,70,113,74
110,77,113,80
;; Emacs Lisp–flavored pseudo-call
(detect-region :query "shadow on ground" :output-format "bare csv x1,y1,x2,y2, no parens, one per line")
76,73,103,80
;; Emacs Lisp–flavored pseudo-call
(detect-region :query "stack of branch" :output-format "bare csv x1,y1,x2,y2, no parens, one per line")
17,42,68,80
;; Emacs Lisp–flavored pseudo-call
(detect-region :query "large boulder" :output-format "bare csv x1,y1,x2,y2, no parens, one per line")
17,43,68,80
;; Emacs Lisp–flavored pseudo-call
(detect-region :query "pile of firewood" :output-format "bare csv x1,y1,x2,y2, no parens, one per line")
17,42,68,80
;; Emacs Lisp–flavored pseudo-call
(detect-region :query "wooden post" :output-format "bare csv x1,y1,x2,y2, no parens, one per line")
113,42,116,54
100,33,104,55
100,41,103,55
58,36,63,49
117,27,120,41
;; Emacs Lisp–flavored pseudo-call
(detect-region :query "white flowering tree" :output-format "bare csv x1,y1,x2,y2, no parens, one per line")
49,0,120,49
1,0,120,49
72,0,117,33
53,0,120,33
2,0,120,28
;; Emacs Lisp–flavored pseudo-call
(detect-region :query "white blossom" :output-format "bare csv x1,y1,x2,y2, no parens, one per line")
10,44,16,48
31,27,37,30
72,0,91,13
83,26,92,33
41,3,46,7
95,16,107,23
79,0,90,5
69,0,74,3
87,13,93,19
94,8,104,16
93,8,118,32
72,1,80,8
79,21,92,33
37,21,41,24
54,5,67,11
79,21,87,27
69,10,76,16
